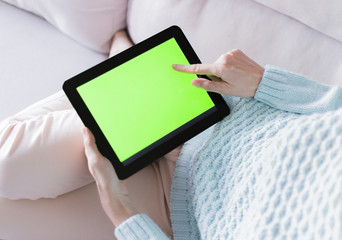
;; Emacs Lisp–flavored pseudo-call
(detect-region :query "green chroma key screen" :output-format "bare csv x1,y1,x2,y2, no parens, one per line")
77,38,215,162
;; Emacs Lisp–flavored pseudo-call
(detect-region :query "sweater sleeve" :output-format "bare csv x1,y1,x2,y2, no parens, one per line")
114,214,170,240
254,65,342,114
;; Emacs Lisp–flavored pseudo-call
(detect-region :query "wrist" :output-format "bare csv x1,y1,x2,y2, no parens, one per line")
107,198,139,227
112,209,137,227
251,66,265,96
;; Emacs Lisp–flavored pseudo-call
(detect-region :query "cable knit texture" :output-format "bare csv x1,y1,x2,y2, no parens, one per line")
115,65,342,240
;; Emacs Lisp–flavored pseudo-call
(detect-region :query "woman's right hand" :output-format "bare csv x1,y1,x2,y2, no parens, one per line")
82,127,138,227
172,49,265,98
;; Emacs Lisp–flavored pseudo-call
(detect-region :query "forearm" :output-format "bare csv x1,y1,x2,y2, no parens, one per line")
255,65,342,114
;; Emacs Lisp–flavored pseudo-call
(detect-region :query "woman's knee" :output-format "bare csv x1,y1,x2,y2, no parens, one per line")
0,111,93,200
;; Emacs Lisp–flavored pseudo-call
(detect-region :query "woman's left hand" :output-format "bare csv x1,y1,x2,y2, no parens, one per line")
82,127,138,227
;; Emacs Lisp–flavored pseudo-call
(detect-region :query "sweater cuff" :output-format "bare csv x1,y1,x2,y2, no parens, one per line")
254,65,288,107
114,214,170,240
255,65,342,114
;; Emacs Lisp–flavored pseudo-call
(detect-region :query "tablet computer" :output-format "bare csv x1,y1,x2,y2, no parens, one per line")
63,25,230,179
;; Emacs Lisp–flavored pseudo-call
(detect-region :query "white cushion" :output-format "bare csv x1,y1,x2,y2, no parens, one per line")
0,183,116,240
0,1,107,120
2,0,127,53
127,0,342,87
254,0,342,43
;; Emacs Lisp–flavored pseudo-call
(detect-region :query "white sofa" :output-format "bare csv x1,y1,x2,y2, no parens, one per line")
1,0,342,239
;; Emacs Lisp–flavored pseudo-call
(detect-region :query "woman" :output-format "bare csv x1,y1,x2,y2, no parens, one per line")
85,31,342,239
1,30,341,239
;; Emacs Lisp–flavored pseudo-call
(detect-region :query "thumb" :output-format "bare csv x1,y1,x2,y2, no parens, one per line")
192,78,228,94
83,127,119,187
83,127,100,163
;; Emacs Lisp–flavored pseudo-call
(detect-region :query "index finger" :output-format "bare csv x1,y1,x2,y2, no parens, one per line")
172,63,220,77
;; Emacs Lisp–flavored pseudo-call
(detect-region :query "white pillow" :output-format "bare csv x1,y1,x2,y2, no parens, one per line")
2,0,128,53
254,0,342,43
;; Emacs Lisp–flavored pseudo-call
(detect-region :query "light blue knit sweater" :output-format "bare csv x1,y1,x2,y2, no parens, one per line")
115,65,342,239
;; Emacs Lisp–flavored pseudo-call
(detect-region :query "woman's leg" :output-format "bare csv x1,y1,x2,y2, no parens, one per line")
0,29,178,236
0,89,180,237
0,29,135,200
0,183,117,240
124,146,180,238
0,91,94,200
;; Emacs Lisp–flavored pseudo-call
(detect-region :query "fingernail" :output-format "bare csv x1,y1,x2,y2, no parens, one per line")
192,80,200,87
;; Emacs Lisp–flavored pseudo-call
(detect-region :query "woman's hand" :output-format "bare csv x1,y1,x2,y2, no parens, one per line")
172,49,265,97
109,29,134,57
82,127,138,227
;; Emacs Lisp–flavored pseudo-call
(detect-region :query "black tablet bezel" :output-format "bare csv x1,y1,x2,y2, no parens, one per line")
63,25,230,179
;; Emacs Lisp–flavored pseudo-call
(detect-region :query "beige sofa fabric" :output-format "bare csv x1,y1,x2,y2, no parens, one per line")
255,0,342,43
127,0,342,87
2,0,128,53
